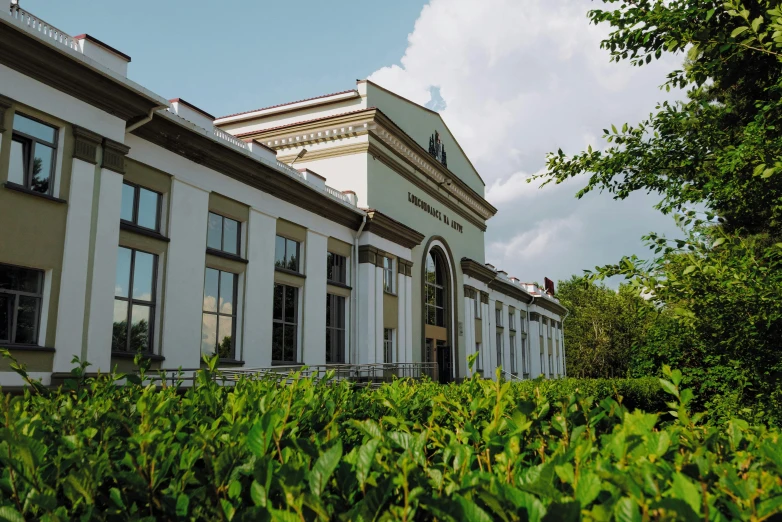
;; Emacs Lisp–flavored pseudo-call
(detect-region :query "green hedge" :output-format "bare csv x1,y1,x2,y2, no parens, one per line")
1,361,781,521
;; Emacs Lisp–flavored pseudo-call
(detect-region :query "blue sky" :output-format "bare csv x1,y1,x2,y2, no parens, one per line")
26,0,685,287
28,0,425,117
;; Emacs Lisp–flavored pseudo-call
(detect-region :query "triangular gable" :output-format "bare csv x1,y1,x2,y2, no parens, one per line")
361,80,485,196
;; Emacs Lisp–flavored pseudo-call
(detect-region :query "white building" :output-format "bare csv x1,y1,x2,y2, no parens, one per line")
0,3,566,388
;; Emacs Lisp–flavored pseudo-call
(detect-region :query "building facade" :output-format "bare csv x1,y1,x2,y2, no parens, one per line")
0,4,566,387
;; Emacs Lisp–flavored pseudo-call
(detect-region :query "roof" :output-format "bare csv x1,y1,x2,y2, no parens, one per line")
169,98,215,120
234,107,376,137
216,89,358,121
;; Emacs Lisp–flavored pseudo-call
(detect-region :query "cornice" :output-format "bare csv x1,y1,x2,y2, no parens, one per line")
460,258,496,284
489,278,533,305
534,296,568,316
278,142,369,163
72,125,102,164
364,209,425,250
132,114,365,230
102,138,131,174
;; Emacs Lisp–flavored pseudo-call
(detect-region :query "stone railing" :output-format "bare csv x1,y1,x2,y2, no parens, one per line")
8,3,79,52
325,185,351,204
212,127,249,151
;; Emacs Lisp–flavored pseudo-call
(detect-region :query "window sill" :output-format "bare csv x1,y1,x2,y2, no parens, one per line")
111,351,165,362
327,280,352,290
0,344,55,353
274,266,305,279
3,182,66,204
206,248,248,264
216,358,245,367
120,221,170,242
383,290,397,297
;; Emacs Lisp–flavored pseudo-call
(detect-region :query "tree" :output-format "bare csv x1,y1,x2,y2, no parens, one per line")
538,0,782,422
558,276,655,378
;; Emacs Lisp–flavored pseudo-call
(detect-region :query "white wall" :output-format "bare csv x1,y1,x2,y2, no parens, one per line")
242,209,277,367
303,230,328,366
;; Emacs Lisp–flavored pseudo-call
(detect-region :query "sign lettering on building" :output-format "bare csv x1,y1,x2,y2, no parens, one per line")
407,192,463,233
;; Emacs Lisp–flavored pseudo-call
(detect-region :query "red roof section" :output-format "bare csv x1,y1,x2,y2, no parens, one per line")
216,89,358,121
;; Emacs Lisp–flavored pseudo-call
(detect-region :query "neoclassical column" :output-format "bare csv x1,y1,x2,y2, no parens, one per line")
462,287,476,376
357,246,378,364
529,313,543,378
303,230,328,366
242,208,277,367
396,260,407,364
84,136,128,372
480,292,490,378
53,127,102,372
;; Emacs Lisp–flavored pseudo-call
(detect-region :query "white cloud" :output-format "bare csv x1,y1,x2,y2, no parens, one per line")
369,0,682,285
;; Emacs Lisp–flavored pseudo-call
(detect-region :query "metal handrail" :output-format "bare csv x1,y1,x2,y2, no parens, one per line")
500,369,524,382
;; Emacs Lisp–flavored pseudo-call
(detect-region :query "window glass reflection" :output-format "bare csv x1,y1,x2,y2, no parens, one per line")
203,268,219,313
121,184,135,222
30,145,53,194
132,251,155,301
219,271,235,314
114,247,131,298
8,140,25,185
223,218,239,255
129,305,150,352
137,188,159,230
13,114,55,143
207,213,223,250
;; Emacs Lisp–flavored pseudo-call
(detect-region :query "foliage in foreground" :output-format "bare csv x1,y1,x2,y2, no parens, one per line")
1,362,782,521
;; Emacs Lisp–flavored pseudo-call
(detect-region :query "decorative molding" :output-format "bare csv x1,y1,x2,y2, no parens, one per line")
461,258,496,284
398,258,414,277
489,277,533,305
364,209,425,249
0,94,13,133
277,142,369,163
480,291,489,304
358,245,380,265
535,297,568,316
72,126,102,164
530,312,540,322
102,138,130,174
463,285,477,299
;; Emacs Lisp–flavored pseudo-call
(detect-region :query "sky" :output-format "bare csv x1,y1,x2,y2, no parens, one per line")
27,0,684,287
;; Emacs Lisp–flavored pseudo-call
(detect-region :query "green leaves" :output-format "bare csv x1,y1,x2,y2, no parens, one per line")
308,440,342,497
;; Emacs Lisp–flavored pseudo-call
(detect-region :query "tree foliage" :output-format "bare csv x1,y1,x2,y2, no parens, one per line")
539,0,782,422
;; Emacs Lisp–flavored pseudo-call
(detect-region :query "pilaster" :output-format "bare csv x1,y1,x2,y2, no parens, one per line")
242,209,277,367
303,230,328,366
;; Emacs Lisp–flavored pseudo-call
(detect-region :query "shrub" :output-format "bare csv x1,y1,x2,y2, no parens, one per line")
1,360,781,521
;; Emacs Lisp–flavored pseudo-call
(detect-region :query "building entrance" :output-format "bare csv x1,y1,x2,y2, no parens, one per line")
423,245,454,383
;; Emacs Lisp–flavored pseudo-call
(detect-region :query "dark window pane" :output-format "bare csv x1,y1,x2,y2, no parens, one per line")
219,271,235,315
112,300,128,351
435,288,444,308
129,305,151,352
436,307,444,327
0,266,41,294
287,239,298,271
132,251,155,301
284,324,296,362
14,296,39,344
115,247,131,298
325,294,332,327
120,184,135,222
284,286,297,322
325,328,333,362
326,253,334,281
217,316,233,358
223,218,239,255
13,114,55,143
0,295,10,342
137,188,159,230
30,144,54,194
272,323,283,361
207,213,223,251
273,284,283,320
9,139,26,186
201,313,217,356
203,268,219,313
274,236,286,268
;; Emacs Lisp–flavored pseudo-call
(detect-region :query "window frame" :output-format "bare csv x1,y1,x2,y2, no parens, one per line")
424,255,445,327
508,311,516,331
475,342,482,371
201,267,238,360
121,181,163,233
509,333,517,373
113,247,158,354
495,331,503,368
11,113,58,196
275,235,301,273
0,263,44,346
326,293,346,363
272,283,300,364
207,211,241,256
383,328,394,364
383,256,394,293
495,307,503,327
327,252,347,285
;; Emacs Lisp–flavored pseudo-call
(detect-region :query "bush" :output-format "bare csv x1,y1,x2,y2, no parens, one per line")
1,360,781,521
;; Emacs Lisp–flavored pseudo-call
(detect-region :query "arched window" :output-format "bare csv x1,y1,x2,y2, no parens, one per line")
425,250,446,327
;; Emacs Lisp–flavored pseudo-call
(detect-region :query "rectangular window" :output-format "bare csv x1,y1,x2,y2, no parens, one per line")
275,236,301,272
207,212,240,256
519,314,527,334
496,332,503,368
121,182,162,232
383,257,394,293
474,296,481,319
9,113,57,195
113,247,157,353
510,333,517,373
273,284,299,363
326,293,346,363
201,268,237,359
509,311,515,331
383,328,394,363
549,354,554,377
475,342,482,371
495,308,503,327
0,263,43,345
521,335,528,374
547,319,553,338
327,252,347,285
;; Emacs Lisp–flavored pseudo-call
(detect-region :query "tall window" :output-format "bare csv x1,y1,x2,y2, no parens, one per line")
549,354,554,377
383,328,394,363
275,236,300,272
201,268,237,359
475,342,482,371
326,294,346,363
383,257,394,293
327,252,347,284
508,311,515,331
510,333,517,373
540,318,545,375
207,212,240,255
425,252,446,327
9,113,57,195
121,182,161,232
114,247,157,353
495,308,503,327
496,332,503,368
521,335,528,375
0,264,43,346
273,284,298,363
